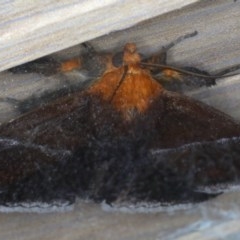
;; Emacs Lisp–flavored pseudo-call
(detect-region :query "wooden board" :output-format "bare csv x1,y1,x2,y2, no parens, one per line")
0,0,198,71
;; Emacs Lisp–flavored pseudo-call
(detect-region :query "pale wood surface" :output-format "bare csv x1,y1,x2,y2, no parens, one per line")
0,192,239,240
0,0,240,240
0,0,198,71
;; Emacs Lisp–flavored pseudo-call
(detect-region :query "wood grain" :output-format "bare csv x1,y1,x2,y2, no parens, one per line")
0,0,198,71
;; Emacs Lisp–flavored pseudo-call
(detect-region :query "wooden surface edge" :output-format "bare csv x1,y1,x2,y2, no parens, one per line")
0,0,199,71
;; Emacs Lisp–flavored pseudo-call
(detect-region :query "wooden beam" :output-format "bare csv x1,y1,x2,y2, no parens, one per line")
0,0,198,71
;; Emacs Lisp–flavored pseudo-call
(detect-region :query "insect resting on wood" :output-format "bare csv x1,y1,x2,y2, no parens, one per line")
1,31,240,206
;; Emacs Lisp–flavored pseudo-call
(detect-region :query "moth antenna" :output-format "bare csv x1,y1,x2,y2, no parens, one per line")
140,62,240,79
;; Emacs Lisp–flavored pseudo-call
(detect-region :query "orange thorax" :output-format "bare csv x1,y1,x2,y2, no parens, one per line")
87,43,163,119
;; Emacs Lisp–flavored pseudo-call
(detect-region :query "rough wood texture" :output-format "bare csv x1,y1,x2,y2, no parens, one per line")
0,0,240,240
0,0,198,71
0,192,240,240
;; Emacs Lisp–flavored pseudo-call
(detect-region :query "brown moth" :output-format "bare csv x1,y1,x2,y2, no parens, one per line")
1,36,240,205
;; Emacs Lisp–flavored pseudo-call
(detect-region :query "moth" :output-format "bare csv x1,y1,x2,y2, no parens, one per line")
1,32,240,206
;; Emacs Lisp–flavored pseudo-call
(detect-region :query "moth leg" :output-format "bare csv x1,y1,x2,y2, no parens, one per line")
145,30,240,91
48,42,101,74
164,31,198,52
8,56,61,76
155,66,216,92
8,43,94,76
143,32,201,91
143,31,198,74
214,64,240,76
166,63,240,92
